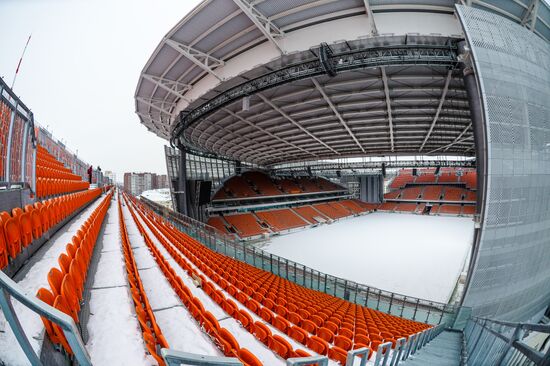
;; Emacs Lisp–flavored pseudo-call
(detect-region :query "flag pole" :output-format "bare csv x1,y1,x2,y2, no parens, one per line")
11,34,32,90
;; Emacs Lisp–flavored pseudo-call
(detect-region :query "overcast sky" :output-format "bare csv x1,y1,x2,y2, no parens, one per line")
0,0,201,182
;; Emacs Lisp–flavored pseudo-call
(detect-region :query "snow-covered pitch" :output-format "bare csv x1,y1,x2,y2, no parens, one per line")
259,212,474,303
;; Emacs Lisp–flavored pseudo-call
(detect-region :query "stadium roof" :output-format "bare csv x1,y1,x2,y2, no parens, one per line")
135,0,550,165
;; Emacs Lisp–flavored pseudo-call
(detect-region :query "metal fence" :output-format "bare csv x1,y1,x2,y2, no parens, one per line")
464,317,550,365
0,270,92,366
0,77,36,189
140,197,471,327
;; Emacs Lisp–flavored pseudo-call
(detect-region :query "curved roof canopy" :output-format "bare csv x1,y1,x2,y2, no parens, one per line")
135,0,550,165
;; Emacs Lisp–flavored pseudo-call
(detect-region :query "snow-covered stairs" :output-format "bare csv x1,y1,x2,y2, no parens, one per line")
400,330,462,366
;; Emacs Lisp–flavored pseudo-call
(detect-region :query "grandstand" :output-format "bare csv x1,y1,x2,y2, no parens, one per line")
2,0,550,366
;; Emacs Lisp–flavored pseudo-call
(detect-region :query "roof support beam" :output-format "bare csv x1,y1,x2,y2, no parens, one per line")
311,78,365,153
419,69,453,151
380,67,394,152
164,39,224,81
444,123,472,152
257,94,340,155
521,0,540,31
142,74,191,101
232,0,285,54
223,108,318,158
363,0,378,35
426,126,473,154
136,97,173,115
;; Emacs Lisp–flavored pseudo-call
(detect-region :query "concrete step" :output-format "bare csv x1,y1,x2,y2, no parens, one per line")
400,330,462,366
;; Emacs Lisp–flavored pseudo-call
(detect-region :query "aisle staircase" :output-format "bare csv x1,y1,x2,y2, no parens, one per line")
400,329,462,366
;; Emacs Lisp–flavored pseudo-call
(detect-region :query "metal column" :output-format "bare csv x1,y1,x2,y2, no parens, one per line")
176,146,189,216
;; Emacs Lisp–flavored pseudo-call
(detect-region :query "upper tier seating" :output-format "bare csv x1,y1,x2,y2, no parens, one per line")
422,186,443,200
36,144,90,198
389,170,415,189
224,176,259,198
461,171,477,190
400,187,422,200
242,171,282,196
212,172,345,201
224,213,268,238
278,179,302,194
443,187,466,201
256,209,308,232
415,172,437,184
384,190,402,200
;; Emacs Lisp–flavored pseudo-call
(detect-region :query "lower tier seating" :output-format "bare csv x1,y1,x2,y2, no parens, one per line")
224,213,268,238
256,209,308,232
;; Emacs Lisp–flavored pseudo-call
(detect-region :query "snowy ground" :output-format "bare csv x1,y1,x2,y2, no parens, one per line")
86,195,153,366
140,189,171,208
259,212,474,303
0,196,105,366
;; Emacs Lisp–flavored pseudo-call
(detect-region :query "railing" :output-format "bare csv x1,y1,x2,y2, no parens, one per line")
0,77,36,189
0,270,92,366
464,317,550,365
140,196,471,327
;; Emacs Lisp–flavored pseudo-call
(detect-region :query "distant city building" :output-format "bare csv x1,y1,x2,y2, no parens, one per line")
157,174,169,189
104,170,116,185
123,172,168,195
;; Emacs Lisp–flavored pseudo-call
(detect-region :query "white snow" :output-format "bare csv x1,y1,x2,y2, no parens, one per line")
0,195,106,366
86,196,153,366
122,203,221,357
260,212,474,303
140,189,171,207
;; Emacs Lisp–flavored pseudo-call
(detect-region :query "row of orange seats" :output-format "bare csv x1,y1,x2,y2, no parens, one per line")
131,196,430,364
36,191,112,355
37,145,66,169
118,195,168,364
36,178,90,198
37,165,82,181
0,188,103,269
123,194,262,366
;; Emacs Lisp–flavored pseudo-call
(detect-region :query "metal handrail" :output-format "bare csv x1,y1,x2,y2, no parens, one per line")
139,196,470,327
465,316,550,365
0,270,91,366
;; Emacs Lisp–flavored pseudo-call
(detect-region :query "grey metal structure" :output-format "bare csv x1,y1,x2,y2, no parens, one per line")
135,0,550,326
463,317,550,365
0,271,92,366
457,5,550,322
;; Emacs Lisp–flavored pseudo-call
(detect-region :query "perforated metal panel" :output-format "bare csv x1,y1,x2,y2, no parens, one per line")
457,5,550,322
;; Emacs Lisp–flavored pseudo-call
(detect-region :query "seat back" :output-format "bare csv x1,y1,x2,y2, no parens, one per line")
4,217,22,258
47,267,65,297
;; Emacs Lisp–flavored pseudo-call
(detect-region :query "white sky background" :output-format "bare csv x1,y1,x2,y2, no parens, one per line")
0,0,201,182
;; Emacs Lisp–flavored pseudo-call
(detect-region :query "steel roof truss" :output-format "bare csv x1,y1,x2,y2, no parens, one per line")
233,0,284,54
164,39,225,81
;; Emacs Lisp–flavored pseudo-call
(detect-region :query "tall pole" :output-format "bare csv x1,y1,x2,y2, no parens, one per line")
11,34,32,90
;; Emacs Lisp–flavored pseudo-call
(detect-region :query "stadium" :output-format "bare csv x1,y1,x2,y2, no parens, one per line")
1,0,550,365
